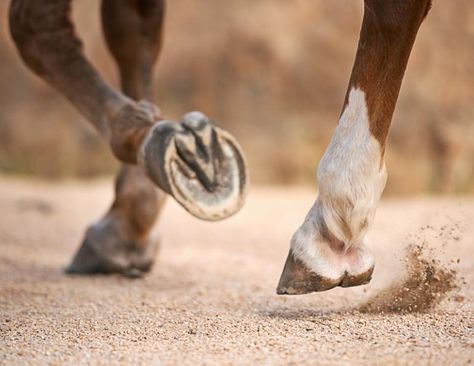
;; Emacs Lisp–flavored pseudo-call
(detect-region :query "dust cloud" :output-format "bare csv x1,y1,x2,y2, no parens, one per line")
360,240,461,314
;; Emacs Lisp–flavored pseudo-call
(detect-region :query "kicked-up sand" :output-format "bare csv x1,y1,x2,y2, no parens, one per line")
0,177,473,365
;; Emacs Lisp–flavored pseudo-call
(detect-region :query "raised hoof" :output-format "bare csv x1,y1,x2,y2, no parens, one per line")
66,223,159,277
276,250,374,295
139,111,248,221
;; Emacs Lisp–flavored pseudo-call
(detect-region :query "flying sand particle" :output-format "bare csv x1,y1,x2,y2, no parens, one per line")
359,243,459,314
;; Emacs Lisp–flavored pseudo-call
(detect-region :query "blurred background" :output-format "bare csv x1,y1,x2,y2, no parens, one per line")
0,0,473,195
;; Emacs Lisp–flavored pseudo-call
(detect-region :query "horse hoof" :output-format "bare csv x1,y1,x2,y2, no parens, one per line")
139,111,248,221
66,222,159,276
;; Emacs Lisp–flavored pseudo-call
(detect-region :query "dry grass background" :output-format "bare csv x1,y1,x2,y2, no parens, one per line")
0,0,473,194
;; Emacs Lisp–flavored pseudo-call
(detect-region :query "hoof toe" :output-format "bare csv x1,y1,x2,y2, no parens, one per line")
66,236,102,275
276,251,340,295
139,112,248,221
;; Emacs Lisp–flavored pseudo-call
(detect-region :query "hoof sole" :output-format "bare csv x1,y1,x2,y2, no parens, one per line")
140,112,248,221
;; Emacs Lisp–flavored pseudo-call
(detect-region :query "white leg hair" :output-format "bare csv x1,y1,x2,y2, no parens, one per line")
291,87,387,277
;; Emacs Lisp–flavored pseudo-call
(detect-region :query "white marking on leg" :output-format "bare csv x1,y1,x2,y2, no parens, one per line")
291,87,386,277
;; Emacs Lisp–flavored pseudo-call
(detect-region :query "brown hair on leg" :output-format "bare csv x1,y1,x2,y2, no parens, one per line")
68,0,167,276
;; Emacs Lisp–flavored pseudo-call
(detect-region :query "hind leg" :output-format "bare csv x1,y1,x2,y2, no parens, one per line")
67,0,166,276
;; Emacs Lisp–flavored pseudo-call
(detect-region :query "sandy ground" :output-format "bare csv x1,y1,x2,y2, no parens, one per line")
0,176,473,365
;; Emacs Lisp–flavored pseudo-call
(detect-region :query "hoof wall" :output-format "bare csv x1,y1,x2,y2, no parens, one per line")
276,250,374,295
66,224,158,277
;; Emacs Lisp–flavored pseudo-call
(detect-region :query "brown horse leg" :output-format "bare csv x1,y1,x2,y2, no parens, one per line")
9,0,248,222
67,0,167,276
277,0,432,294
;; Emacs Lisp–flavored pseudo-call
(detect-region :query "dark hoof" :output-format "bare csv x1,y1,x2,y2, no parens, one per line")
139,112,248,221
66,223,159,277
276,251,341,295
276,250,374,295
